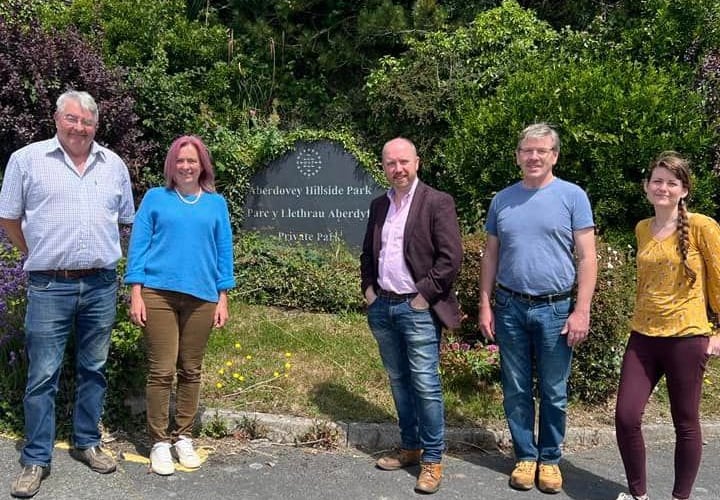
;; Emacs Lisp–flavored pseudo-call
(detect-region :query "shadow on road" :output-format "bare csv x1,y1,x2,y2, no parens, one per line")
455,449,627,500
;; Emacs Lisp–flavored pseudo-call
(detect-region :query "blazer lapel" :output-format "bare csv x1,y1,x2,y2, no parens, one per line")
374,197,390,260
404,182,426,252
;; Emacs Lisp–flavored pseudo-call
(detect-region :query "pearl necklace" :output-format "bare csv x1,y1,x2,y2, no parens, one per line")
174,188,203,205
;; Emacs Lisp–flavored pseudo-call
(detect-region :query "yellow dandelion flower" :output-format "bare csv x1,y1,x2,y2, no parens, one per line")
245,354,253,360
225,360,233,367
273,371,280,378
234,343,241,349
285,352,292,358
233,373,240,379
284,373,289,378
239,375,245,382
284,362,291,370
216,382,223,389
218,368,225,375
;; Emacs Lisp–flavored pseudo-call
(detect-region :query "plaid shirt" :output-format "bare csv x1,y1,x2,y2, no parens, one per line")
0,136,135,271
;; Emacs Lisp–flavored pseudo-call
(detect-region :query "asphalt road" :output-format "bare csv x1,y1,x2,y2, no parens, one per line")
2,434,719,499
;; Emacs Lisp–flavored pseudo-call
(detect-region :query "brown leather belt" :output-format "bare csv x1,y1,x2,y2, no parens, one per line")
35,268,103,279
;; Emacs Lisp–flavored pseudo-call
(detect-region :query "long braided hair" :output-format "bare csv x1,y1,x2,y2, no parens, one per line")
649,151,696,286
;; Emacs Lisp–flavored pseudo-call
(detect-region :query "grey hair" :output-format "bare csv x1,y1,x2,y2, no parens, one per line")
517,122,560,153
56,90,99,122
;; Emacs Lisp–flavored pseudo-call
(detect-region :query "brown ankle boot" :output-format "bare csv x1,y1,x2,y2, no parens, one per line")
537,463,562,493
415,462,443,494
376,449,422,471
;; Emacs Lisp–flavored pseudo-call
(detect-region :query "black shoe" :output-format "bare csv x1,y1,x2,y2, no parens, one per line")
10,465,50,498
70,445,117,473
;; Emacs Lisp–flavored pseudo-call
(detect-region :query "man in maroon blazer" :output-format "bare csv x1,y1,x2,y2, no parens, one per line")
360,137,463,494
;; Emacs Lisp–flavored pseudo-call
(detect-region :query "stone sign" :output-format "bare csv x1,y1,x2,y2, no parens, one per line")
241,140,385,249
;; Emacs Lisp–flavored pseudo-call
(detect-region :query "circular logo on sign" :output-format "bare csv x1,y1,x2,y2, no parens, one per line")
296,147,323,177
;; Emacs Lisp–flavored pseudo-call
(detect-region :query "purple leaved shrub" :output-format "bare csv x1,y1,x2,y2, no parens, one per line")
0,227,27,432
0,11,156,194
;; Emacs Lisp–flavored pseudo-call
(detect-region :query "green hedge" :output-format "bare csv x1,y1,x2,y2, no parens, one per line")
231,232,364,313
452,233,635,404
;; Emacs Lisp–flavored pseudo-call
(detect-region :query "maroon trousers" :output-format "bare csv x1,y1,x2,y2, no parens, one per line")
615,332,709,500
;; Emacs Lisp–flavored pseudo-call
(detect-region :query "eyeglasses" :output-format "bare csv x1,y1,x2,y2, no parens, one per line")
517,147,555,156
61,114,97,128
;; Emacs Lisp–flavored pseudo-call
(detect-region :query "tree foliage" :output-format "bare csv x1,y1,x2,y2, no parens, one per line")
365,0,558,175
195,0,450,128
0,12,151,182
593,0,720,63
440,51,715,235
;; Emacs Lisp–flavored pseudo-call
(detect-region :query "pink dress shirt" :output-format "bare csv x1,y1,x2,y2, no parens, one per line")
377,179,419,294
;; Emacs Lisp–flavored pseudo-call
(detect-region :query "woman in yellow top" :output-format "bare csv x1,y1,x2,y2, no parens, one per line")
615,152,720,500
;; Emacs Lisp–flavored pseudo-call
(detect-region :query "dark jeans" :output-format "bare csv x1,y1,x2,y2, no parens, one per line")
615,332,709,499
493,288,573,464
367,295,444,463
22,270,118,466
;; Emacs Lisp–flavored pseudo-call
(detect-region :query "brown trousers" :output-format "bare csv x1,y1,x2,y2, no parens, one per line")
142,288,216,443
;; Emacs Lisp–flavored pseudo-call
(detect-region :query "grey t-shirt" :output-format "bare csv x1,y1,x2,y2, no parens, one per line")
485,177,594,295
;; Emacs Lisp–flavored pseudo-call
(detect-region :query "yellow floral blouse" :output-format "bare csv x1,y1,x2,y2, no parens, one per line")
631,213,720,337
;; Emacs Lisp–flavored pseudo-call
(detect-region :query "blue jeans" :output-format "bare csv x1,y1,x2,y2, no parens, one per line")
21,270,118,466
493,288,573,464
367,295,444,463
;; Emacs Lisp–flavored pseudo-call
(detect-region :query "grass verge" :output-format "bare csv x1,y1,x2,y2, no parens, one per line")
202,303,720,429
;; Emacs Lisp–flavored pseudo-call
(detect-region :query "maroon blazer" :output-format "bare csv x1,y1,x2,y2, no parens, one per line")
360,181,463,329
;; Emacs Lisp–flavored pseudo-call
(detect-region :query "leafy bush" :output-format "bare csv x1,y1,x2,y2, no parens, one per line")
365,0,558,173
104,291,146,432
454,232,486,338
595,0,720,64
0,228,27,433
698,49,720,174
569,239,635,404
104,236,147,432
0,10,153,189
440,335,500,389
232,232,364,313
441,51,716,234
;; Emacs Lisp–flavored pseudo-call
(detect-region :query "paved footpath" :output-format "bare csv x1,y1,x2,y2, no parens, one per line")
2,433,720,499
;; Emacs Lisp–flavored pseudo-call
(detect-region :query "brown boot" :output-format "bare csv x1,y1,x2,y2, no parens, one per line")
376,449,422,471
415,462,443,494
537,463,562,494
509,460,537,490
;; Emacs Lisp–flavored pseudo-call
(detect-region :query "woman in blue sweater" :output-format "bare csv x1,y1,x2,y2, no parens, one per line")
125,135,235,475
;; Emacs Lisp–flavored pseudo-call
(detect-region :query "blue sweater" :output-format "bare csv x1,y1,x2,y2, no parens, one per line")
124,187,235,302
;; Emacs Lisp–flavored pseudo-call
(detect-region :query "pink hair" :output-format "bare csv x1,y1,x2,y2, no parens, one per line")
164,135,216,192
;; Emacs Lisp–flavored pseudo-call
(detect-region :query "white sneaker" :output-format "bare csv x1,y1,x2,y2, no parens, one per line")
173,436,201,469
150,442,175,475
616,493,649,500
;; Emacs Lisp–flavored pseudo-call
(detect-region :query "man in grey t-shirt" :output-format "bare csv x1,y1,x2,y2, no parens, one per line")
478,123,597,494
